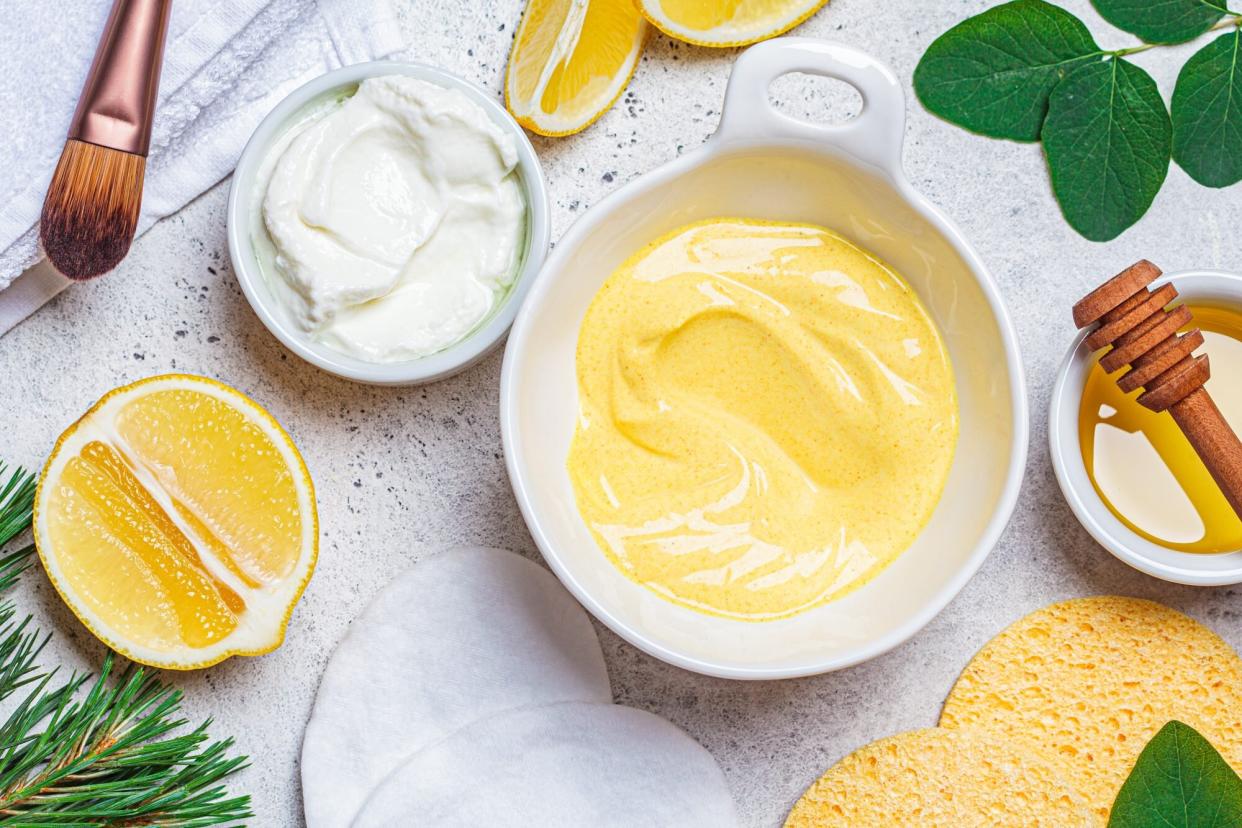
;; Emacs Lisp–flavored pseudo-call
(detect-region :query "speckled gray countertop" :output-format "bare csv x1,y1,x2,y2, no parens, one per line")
3,1,1241,825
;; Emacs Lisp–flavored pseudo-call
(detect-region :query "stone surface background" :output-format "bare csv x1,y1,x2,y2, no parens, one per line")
3,0,1241,825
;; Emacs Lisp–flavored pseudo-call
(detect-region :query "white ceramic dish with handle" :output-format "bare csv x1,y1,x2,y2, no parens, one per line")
501,38,1028,680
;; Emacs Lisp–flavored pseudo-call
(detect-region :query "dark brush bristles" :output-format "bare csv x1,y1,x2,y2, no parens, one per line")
39,138,144,280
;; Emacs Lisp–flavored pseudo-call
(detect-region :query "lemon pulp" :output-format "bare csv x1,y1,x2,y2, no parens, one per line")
37,376,316,668
638,0,828,46
505,0,647,136
567,219,958,621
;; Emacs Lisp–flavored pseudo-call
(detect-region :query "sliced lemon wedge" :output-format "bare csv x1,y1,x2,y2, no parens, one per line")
34,374,317,670
505,0,648,137
638,0,828,47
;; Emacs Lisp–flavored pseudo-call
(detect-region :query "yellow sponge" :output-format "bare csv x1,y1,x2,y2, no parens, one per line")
784,727,1092,826
940,596,1242,822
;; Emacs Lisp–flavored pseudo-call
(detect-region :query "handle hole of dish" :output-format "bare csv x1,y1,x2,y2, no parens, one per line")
767,72,862,128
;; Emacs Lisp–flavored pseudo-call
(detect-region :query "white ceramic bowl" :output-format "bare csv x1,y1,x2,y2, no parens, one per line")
501,39,1029,680
226,61,550,385
1051,270,1242,585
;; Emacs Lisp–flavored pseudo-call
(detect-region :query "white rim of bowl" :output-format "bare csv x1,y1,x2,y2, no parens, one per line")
225,60,551,386
499,139,1030,680
1050,270,1242,585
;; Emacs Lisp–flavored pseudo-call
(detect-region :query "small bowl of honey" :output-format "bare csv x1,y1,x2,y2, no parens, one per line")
1051,270,1242,584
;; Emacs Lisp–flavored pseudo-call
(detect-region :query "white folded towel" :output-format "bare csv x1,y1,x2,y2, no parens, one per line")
0,0,404,336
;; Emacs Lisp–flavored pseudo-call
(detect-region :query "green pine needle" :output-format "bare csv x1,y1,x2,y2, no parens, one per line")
0,594,47,704
0,464,36,551
0,462,251,825
0,465,45,706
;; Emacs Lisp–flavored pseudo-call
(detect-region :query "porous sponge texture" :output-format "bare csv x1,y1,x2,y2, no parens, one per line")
940,596,1242,822
784,727,1092,826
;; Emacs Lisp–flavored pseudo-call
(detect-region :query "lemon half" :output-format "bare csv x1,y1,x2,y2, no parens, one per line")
34,374,317,670
505,0,648,137
638,0,828,47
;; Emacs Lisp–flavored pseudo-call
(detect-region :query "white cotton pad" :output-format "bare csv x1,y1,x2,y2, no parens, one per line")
353,701,739,827
302,547,611,828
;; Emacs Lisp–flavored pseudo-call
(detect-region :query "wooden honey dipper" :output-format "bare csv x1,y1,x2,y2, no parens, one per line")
1074,260,1242,520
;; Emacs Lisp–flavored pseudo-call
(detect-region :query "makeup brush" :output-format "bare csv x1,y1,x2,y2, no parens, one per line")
40,0,172,280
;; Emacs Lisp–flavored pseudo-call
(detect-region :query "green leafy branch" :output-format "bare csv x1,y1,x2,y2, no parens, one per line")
914,0,1242,241
0,464,251,826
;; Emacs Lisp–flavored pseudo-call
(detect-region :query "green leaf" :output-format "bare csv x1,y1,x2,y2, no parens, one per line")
1109,720,1242,827
1042,58,1171,241
1173,29,1242,187
915,0,1104,141
1091,0,1227,45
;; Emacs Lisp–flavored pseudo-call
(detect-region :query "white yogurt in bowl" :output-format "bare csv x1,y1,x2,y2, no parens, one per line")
228,62,549,385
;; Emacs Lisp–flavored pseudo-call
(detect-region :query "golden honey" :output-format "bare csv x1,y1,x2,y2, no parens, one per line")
1080,303,1242,552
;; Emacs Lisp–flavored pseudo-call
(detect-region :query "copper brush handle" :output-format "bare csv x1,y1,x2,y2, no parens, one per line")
1074,261,1242,519
69,0,172,156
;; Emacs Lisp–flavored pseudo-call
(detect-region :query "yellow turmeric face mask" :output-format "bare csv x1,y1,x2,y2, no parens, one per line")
567,218,958,621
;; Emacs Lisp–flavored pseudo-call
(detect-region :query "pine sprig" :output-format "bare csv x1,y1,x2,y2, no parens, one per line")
0,603,47,705
0,466,45,706
0,658,251,825
0,464,36,550
0,462,251,826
